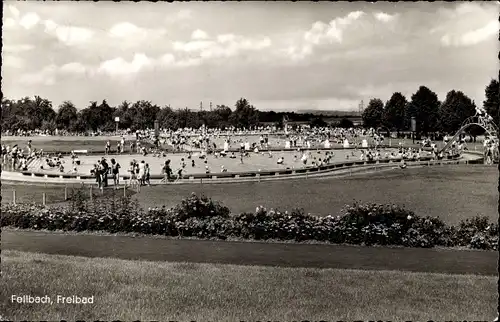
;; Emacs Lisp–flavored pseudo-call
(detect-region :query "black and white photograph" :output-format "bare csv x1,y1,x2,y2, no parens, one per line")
1,1,499,320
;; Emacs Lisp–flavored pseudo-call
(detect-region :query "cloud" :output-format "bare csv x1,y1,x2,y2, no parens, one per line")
19,12,41,29
3,56,25,69
97,53,154,77
108,22,166,41
290,11,367,61
173,40,215,52
43,20,94,46
172,34,272,61
374,12,396,23
4,17,16,29
3,44,35,53
8,4,20,18
191,29,209,40
60,62,88,75
441,20,499,47
305,12,365,45
18,65,58,86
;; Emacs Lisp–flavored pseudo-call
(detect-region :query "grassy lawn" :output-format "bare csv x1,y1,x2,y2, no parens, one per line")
2,250,496,321
130,165,496,225
2,165,497,225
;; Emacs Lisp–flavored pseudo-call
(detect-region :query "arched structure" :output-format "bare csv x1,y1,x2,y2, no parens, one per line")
440,114,499,153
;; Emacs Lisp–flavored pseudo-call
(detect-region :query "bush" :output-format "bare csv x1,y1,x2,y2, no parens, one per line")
1,194,497,251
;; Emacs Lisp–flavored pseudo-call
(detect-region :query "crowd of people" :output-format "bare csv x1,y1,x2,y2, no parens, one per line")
1,122,497,190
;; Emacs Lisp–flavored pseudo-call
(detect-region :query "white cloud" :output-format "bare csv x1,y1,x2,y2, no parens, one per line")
173,34,272,62
43,20,94,46
3,44,35,53
441,20,499,47
18,65,58,86
109,22,143,38
157,53,176,67
3,56,25,69
97,53,154,77
19,12,41,29
217,34,237,43
4,17,16,29
304,11,365,47
191,29,209,40
374,12,396,23
60,62,88,74
173,40,215,52
8,5,20,18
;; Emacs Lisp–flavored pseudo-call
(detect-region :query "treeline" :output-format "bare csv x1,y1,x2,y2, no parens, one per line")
362,79,499,136
0,96,353,133
1,79,498,134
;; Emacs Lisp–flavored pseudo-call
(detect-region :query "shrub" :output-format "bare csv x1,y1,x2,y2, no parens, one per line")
1,194,498,251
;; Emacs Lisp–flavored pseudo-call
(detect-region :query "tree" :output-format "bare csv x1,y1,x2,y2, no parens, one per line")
56,101,78,130
483,78,499,126
229,98,259,129
338,118,354,128
362,98,384,128
309,117,327,128
406,86,440,135
438,90,476,135
383,92,407,133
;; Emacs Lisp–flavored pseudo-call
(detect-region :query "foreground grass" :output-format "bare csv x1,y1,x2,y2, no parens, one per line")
2,250,497,321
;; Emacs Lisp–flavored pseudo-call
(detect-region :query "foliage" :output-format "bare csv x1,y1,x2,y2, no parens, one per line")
383,92,407,133
338,118,354,129
362,98,385,129
483,78,499,127
438,90,476,135
1,79,496,133
1,193,497,251
405,86,441,135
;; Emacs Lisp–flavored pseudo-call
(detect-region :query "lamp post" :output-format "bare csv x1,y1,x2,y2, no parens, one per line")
154,120,159,147
115,117,120,134
411,117,416,145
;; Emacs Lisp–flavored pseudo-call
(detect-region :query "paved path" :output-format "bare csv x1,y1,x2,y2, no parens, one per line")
2,230,497,276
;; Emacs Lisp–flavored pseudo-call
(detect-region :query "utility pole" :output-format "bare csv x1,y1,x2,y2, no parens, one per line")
200,101,203,112
358,100,364,116
210,102,212,111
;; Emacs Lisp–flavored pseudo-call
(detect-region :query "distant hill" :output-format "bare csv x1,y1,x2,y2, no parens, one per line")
296,110,361,117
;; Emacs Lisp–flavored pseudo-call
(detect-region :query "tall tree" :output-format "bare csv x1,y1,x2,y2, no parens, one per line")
362,98,384,129
406,86,440,135
383,92,407,134
483,78,499,126
56,101,78,130
229,98,259,129
438,90,476,135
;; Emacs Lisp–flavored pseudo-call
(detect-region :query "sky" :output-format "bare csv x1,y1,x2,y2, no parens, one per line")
2,1,499,112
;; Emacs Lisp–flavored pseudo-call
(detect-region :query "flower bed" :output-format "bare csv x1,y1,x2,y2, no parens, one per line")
1,193,498,250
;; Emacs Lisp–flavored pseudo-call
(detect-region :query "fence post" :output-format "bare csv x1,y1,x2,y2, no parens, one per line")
12,189,16,205
90,185,93,202
42,192,46,206
124,184,127,198
64,186,68,201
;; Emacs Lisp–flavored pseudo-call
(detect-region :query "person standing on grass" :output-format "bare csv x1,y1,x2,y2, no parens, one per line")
138,160,146,186
111,158,121,189
128,161,137,188
162,160,173,182
145,163,151,186
93,163,103,191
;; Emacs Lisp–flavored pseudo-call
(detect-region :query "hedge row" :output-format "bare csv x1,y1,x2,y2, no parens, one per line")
1,192,498,250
